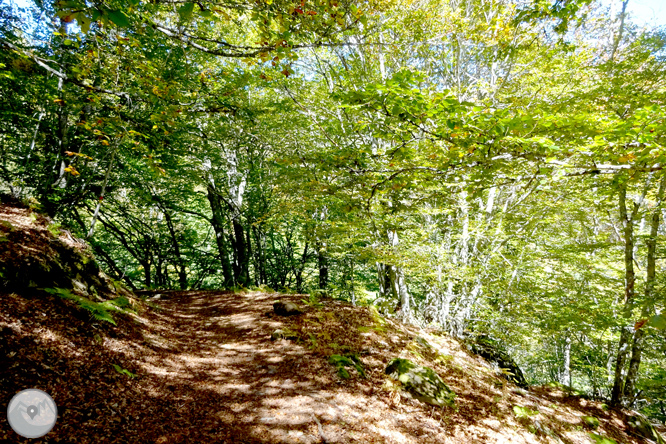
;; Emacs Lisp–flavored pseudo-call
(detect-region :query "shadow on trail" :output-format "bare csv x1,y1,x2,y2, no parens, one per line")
1,290,648,444
123,290,379,443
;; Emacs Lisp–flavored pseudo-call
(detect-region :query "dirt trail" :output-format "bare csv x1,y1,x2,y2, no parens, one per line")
1,289,655,444
127,290,353,444
2,290,445,444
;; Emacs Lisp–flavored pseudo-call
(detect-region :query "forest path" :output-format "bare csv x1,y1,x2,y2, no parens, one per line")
120,290,389,444
128,290,333,443
3,289,638,444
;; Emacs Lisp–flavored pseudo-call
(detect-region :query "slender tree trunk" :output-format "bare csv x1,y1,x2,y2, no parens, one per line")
231,218,249,286
610,0,629,61
156,254,165,288
387,230,412,322
252,225,267,285
53,77,69,190
294,242,309,294
318,244,328,289
623,175,666,402
245,226,253,285
87,146,117,239
142,259,152,289
377,262,389,298
607,339,615,386
349,257,356,306
562,335,572,387
17,112,44,198
206,185,234,287
163,209,188,290
611,183,638,405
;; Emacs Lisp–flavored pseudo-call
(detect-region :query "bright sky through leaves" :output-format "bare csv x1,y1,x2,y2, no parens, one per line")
4,0,666,27
613,0,666,27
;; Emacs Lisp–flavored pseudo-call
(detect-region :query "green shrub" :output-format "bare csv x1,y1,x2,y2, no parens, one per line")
44,287,131,325
329,354,366,379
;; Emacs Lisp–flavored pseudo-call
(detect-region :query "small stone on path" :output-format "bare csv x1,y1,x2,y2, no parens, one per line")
273,300,303,316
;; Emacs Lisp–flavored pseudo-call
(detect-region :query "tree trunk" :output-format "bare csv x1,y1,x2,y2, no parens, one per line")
610,0,629,61
294,242,309,294
245,225,253,286
86,146,117,239
318,245,328,289
252,225,267,285
52,77,69,191
232,218,250,287
562,335,572,387
376,233,412,322
390,264,412,322
611,182,638,406
349,257,356,306
163,209,188,290
206,185,234,287
386,230,412,322
142,259,152,289
623,175,666,402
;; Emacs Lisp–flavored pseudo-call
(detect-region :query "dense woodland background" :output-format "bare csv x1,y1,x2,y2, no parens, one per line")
1,0,665,424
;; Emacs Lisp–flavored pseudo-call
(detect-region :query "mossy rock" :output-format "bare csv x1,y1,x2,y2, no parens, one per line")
467,335,528,388
627,413,666,444
385,358,455,408
271,329,298,341
582,416,600,429
273,300,303,316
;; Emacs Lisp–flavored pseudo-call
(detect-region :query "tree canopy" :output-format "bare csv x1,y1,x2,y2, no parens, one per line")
1,0,665,418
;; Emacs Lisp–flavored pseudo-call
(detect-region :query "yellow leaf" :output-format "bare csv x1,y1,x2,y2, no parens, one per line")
64,166,80,176
100,140,109,146
618,153,636,163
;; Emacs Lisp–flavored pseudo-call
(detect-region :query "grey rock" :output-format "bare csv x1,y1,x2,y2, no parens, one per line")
270,329,298,341
385,358,455,408
628,413,666,444
415,336,435,351
273,300,302,316
71,279,88,295
467,335,529,388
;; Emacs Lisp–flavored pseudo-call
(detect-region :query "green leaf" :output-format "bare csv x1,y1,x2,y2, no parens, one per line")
513,405,538,418
588,433,617,444
112,364,136,378
108,10,130,28
80,17,91,34
649,314,666,330
178,3,195,21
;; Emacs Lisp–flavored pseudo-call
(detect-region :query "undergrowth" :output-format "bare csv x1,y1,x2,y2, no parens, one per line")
329,354,366,379
44,287,132,325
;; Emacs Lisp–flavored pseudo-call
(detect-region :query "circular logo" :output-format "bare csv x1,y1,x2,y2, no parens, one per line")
7,389,58,438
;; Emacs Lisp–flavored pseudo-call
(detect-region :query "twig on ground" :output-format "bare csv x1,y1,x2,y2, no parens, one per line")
311,413,328,443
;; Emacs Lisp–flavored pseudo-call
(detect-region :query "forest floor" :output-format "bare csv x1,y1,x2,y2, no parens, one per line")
1,287,662,444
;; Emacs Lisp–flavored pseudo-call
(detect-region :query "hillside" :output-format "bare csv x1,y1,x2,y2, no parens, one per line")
0,203,664,444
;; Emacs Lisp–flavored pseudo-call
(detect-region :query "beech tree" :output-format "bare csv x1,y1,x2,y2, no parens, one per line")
1,0,665,420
